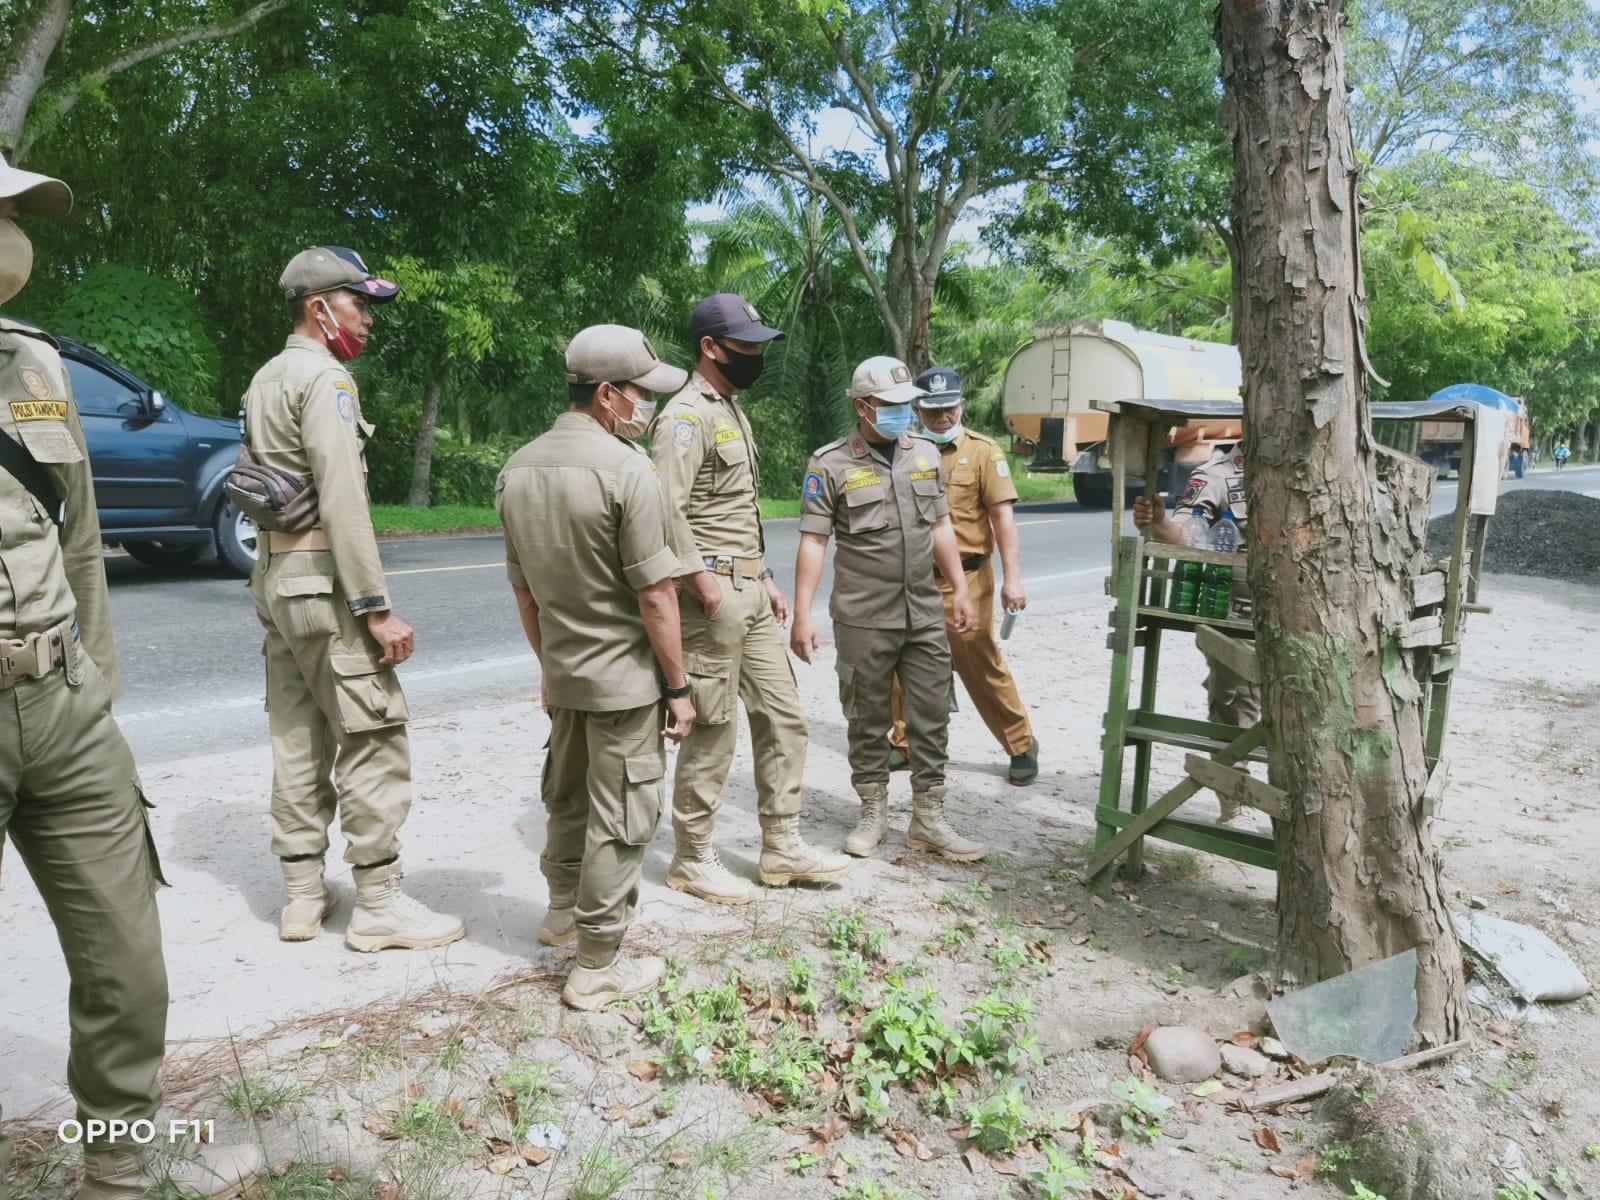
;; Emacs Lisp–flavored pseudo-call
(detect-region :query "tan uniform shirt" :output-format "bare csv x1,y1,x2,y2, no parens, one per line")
497,410,679,712
241,333,389,611
938,428,1018,558
648,372,763,573
0,319,121,696
1177,442,1250,614
799,431,950,631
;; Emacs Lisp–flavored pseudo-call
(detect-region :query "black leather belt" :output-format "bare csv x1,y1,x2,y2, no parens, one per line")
934,554,987,580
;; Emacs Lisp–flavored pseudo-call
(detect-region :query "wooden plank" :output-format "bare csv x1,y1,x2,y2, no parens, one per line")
1195,625,1260,685
1238,1039,1471,1111
1410,570,1446,610
1093,534,1146,855
1441,421,1475,643
1087,724,1269,880
1398,614,1442,648
1184,754,1288,820
1420,757,1450,818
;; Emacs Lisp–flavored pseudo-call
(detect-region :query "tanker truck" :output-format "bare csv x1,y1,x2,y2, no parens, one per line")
1001,319,1243,509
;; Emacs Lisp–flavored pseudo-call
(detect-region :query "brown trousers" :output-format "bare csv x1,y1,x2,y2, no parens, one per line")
891,561,1032,756
835,621,951,792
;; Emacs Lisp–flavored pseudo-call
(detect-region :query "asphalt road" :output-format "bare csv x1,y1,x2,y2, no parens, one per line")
108,464,1600,763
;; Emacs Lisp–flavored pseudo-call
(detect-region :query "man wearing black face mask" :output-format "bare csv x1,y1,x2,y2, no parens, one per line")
646,293,850,904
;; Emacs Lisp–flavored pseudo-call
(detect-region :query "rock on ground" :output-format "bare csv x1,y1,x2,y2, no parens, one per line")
1142,1026,1221,1083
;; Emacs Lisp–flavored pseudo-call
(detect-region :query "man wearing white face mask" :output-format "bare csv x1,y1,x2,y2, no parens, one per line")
243,245,467,954
792,356,986,862
0,154,264,1198
888,366,1038,784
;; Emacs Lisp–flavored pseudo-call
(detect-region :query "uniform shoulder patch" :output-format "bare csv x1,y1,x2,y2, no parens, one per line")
19,366,53,400
672,418,698,448
803,471,823,498
333,380,358,423
994,459,1010,478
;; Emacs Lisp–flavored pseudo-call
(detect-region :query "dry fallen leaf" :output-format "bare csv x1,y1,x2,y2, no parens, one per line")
603,1105,628,1123
1295,1155,1316,1182
1129,1024,1154,1065
962,1148,987,1174
323,1167,346,1182
1230,1031,1258,1046
660,1147,692,1168
626,1059,660,1082
1270,1165,1298,1179
484,1155,519,1176
362,1115,400,1140
1070,932,1092,946
1255,1126,1281,1153
374,1183,402,1200
826,1155,850,1182
520,1145,551,1167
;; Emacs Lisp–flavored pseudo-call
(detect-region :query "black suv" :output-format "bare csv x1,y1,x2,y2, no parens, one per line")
55,334,257,575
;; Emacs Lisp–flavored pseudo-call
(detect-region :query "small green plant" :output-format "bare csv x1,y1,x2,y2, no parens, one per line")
965,1084,1042,1155
1495,1183,1541,1200
960,989,1042,1078
392,1098,466,1149
787,1150,822,1176
822,906,889,959
495,1059,563,1135
1586,1141,1600,1160
571,1145,633,1200
1165,963,1185,987
937,915,981,955
832,949,871,1009
837,1178,922,1200
784,955,822,1014
1108,1076,1171,1143
1353,1086,1378,1108
1027,1141,1094,1198
257,1159,377,1199
220,1074,307,1119
1347,1184,1389,1200
1319,1142,1357,1175
985,933,1043,980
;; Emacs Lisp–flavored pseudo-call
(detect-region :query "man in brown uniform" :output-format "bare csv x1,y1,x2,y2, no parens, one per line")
648,293,848,904
497,324,693,1009
791,356,986,862
1132,442,1257,822
245,246,464,951
0,155,261,1198
889,366,1039,784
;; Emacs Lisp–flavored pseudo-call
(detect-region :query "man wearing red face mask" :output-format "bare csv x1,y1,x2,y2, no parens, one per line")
242,246,466,953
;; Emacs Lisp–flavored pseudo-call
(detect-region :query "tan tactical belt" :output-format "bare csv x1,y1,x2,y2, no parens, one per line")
265,528,331,553
0,618,77,690
701,555,765,580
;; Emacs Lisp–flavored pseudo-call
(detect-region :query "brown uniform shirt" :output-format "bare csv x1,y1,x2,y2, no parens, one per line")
799,431,950,631
938,428,1018,558
0,319,121,696
648,372,763,573
496,411,679,712
242,333,390,611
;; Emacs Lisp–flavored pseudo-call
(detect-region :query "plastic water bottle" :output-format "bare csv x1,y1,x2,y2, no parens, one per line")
1166,508,1209,615
1200,509,1241,619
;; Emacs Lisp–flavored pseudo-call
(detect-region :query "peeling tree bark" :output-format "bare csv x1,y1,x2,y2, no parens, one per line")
1215,0,1467,1045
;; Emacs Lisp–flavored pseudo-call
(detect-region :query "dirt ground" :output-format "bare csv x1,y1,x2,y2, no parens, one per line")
3,570,1598,1200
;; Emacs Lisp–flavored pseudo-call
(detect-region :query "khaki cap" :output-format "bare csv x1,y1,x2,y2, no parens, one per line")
566,324,688,393
0,153,72,218
279,246,398,302
848,355,925,404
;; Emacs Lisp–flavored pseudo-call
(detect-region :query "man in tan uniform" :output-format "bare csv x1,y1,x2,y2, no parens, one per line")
497,324,693,1010
889,366,1038,784
791,356,986,862
648,293,848,904
245,246,464,951
1133,442,1257,822
0,155,261,1198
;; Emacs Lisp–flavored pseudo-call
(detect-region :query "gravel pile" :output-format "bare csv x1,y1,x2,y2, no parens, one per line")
1427,489,1600,583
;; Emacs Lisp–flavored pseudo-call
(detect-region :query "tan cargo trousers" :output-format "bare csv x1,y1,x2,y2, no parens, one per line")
835,621,951,792
0,646,167,1159
251,547,412,866
891,561,1032,756
541,703,665,967
672,573,806,849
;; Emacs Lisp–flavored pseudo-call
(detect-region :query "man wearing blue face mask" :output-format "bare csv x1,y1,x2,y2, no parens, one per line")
791,356,985,862
888,367,1038,784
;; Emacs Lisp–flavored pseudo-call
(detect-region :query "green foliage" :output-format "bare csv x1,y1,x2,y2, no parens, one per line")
821,906,889,960
963,1083,1044,1155
219,1073,307,1119
1347,1185,1389,1200
1107,1075,1171,1144
44,265,222,414
1028,1141,1095,1198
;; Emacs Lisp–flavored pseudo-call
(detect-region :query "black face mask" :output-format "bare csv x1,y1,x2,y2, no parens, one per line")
714,339,765,390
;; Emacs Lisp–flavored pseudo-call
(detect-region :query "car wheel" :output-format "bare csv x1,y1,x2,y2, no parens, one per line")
123,540,206,569
214,500,259,576
1072,472,1114,510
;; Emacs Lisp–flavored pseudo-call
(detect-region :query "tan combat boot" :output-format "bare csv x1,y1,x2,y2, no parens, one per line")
80,1141,265,1199
278,858,336,941
345,861,466,952
758,817,852,886
562,953,666,1011
842,782,889,857
1217,798,1242,824
906,787,986,862
538,893,576,946
667,847,756,905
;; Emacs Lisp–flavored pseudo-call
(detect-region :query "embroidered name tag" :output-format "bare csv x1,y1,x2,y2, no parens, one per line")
9,399,68,421
909,469,938,480
714,427,742,444
844,468,882,491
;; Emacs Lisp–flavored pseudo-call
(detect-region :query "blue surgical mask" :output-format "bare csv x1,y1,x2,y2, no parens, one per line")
921,420,962,444
869,402,912,440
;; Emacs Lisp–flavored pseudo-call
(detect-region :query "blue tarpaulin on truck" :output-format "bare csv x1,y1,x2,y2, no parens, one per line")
1426,383,1521,411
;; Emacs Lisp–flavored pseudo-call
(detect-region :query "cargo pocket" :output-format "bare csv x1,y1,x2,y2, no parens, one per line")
684,652,734,725
136,788,171,888
844,485,890,532
621,751,665,846
713,439,752,493
329,652,410,733
911,476,943,523
276,574,338,639
837,661,864,720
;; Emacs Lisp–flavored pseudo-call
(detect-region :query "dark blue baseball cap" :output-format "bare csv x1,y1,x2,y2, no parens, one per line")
914,366,963,407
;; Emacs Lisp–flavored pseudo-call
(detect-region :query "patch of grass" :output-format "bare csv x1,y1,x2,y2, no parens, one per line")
1009,455,1076,502
261,1161,379,1199
220,1074,308,1119
571,1144,633,1200
392,1098,468,1150
493,1058,564,1136
1346,1185,1388,1200
370,503,499,532
1108,1075,1171,1143
821,906,889,960
837,1178,923,1200
759,498,802,519
1029,1141,1094,1198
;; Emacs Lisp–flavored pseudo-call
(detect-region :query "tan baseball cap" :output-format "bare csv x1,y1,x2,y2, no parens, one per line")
848,355,925,404
0,153,72,217
279,246,398,301
566,324,688,393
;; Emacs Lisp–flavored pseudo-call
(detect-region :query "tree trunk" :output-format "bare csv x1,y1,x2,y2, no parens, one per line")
1215,0,1467,1045
408,378,443,508
0,0,71,157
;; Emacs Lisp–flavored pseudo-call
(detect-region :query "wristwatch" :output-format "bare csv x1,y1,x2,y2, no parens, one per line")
662,680,692,699
758,567,775,581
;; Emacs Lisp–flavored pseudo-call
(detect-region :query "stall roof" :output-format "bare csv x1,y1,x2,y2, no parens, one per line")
1094,396,1483,422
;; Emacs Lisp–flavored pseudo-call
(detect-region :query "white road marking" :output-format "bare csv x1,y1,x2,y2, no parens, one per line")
386,560,505,576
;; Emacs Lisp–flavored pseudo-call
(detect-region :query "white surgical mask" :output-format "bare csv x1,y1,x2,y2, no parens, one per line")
607,385,656,440
921,420,962,444
0,219,33,305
